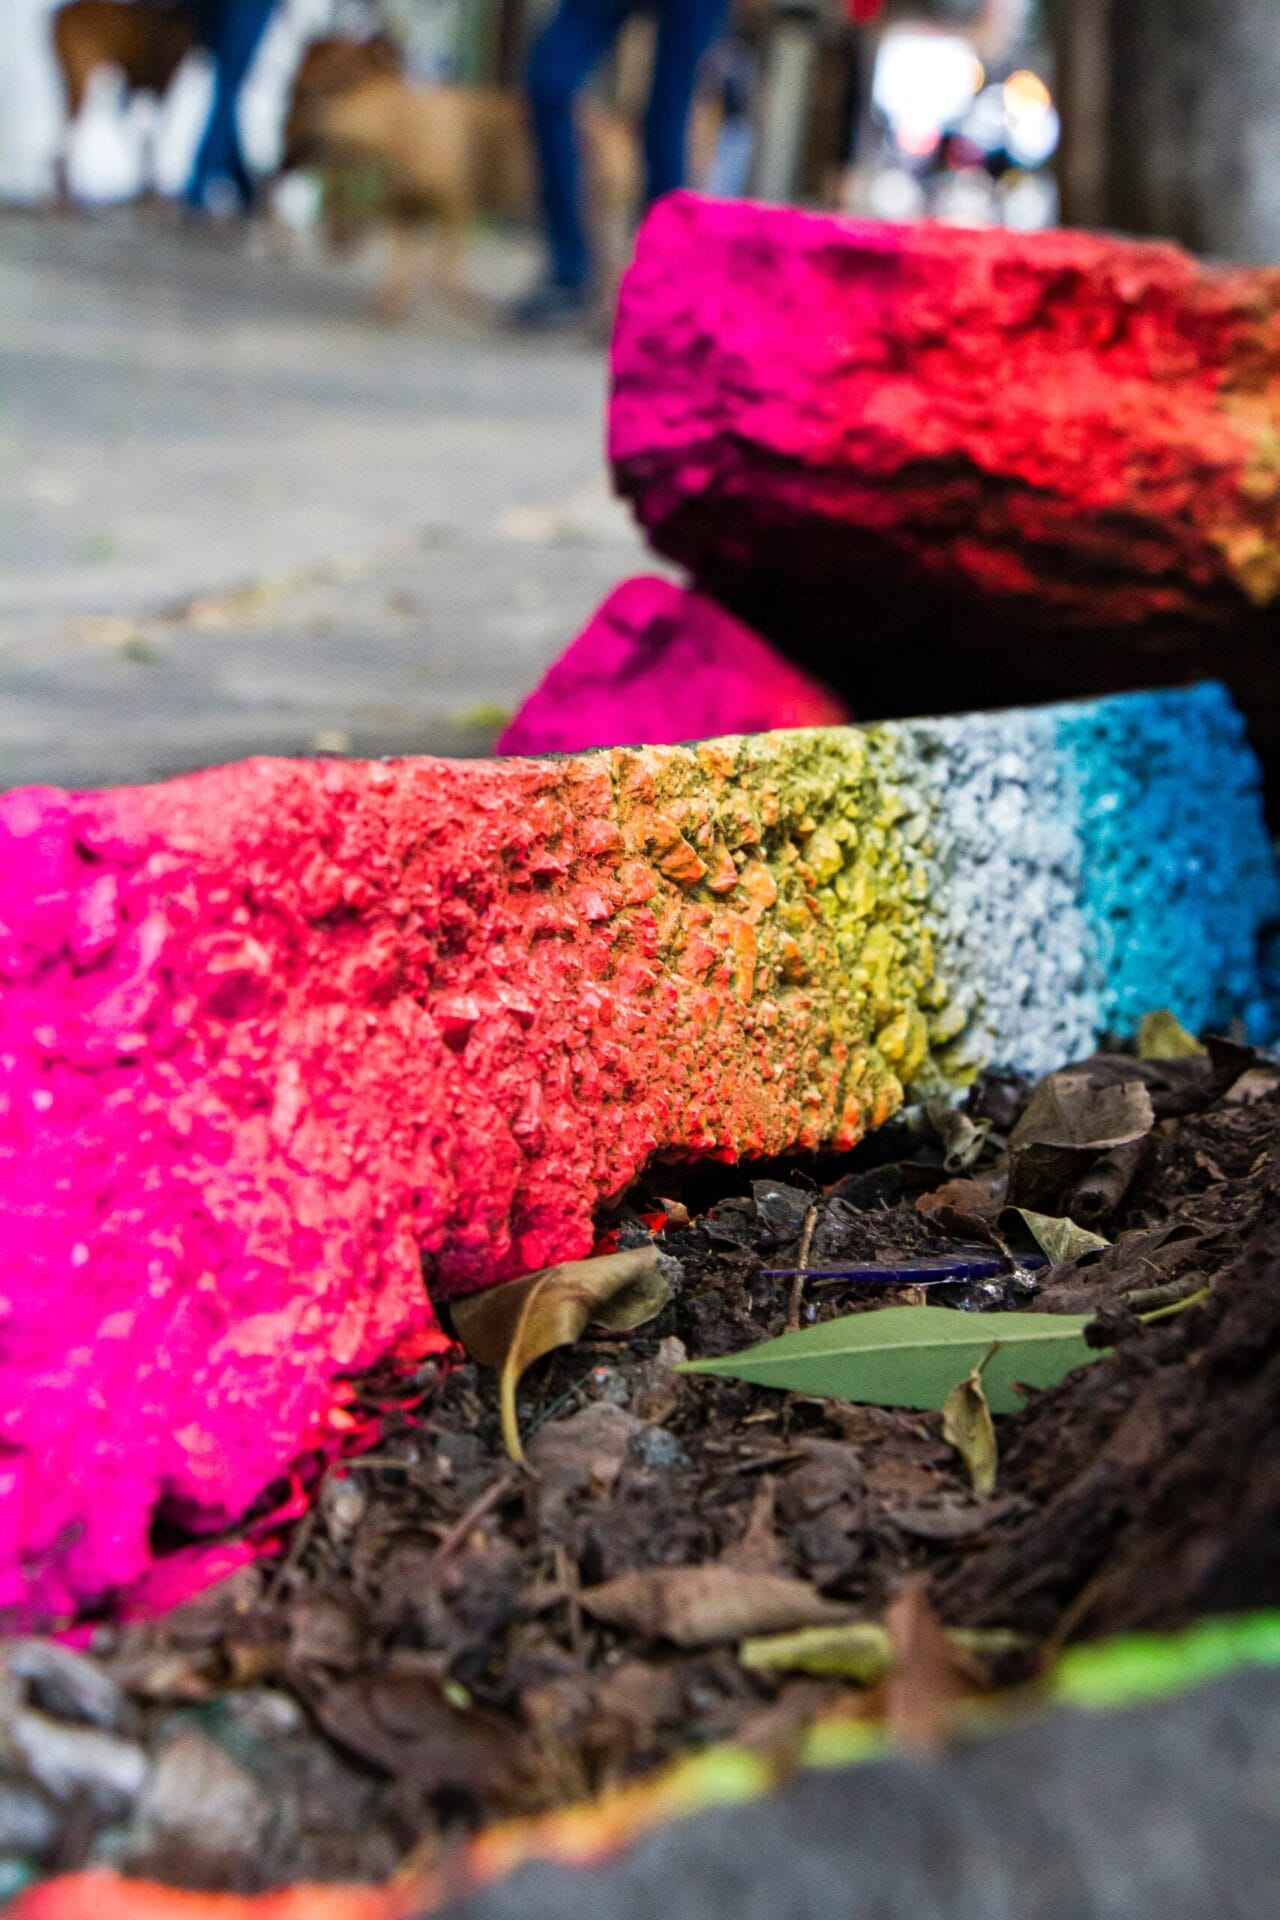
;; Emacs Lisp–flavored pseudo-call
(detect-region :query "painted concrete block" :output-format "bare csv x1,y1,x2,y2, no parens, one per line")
0,685,1274,1617
498,577,849,756
609,197,1280,758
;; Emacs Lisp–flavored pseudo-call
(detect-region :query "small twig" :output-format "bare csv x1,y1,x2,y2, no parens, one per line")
266,1500,320,1605
426,1469,519,1573
555,1543,585,1659
522,1361,599,1445
787,1204,820,1331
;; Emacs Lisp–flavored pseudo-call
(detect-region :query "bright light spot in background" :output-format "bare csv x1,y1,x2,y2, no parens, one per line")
1001,169,1060,230
1004,69,1052,114
960,83,1010,150
933,167,998,228
872,31,985,137
896,121,941,159
1002,68,1060,167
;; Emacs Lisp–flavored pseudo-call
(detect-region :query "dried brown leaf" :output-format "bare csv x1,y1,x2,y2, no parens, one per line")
722,1476,789,1573
915,1167,1008,1242
881,1578,983,1749
580,1566,853,1648
920,1099,991,1173
1008,1069,1154,1211
941,1353,998,1498
451,1247,671,1465
1226,1064,1280,1106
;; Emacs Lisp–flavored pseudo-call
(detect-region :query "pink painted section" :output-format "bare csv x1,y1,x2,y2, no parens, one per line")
497,577,847,755
609,196,1276,631
0,752,846,1620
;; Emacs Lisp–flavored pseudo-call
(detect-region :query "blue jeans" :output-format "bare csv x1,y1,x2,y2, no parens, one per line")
187,0,277,210
528,0,732,290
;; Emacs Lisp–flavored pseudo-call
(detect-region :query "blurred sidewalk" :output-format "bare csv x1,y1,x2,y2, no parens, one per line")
0,209,650,789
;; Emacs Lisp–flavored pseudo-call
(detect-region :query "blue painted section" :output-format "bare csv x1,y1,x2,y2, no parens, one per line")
1055,684,1280,1043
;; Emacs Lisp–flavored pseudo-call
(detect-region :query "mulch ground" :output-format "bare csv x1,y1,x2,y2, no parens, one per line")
8,1039,1280,1893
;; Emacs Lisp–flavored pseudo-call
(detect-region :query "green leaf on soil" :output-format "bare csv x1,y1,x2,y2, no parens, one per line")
1137,1009,1207,1061
1003,1207,1111,1264
739,1621,1032,1684
740,1622,892,1683
679,1305,1098,1415
941,1346,999,1495
451,1246,671,1466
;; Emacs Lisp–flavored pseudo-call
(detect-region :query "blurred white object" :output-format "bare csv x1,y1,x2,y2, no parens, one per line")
867,165,926,223
931,165,998,227
872,31,984,138
1000,168,1059,230
1003,70,1060,168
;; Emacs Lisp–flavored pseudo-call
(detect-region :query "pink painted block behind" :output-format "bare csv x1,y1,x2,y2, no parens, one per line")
498,577,847,755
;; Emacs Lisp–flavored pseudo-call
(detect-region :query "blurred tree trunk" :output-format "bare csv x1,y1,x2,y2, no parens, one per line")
1052,0,1280,262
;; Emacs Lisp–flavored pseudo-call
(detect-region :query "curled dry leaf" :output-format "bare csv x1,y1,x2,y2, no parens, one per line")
941,1351,998,1498
1008,1068,1154,1212
1001,1208,1111,1266
580,1566,854,1649
450,1246,673,1465
1137,1009,1207,1062
920,1098,991,1173
1226,1064,1280,1106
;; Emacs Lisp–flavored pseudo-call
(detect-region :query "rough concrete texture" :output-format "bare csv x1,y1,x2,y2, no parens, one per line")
497,577,848,755
1,685,1275,1618
609,198,1280,752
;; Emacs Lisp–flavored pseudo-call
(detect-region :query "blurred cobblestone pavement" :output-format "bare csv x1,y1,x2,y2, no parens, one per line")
0,209,651,789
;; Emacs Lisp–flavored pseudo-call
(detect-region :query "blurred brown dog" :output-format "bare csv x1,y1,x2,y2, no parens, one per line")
51,0,196,200
282,35,638,321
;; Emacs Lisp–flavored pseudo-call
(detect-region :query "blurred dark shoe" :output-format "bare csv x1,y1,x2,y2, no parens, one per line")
510,279,594,331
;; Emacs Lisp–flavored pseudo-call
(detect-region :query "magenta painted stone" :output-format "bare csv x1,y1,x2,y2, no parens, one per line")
607,195,1280,758
497,576,848,755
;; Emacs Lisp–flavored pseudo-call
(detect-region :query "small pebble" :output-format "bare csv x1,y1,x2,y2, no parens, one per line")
590,1366,632,1408
627,1426,689,1472
0,1779,61,1857
320,1476,367,1544
3,1639,132,1733
134,1731,271,1865
9,1711,148,1818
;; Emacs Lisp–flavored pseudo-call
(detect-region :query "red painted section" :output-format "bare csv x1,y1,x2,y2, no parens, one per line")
0,751,859,1620
610,197,1280,637
7,1874,408,1920
498,577,848,755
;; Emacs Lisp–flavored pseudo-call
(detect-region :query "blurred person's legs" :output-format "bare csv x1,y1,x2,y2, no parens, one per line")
644,0,733,202
526,0,635,310
187,0,277,214
518,0,731,327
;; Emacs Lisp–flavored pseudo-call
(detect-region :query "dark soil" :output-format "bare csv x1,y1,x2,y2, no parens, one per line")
7,1042,1280,1894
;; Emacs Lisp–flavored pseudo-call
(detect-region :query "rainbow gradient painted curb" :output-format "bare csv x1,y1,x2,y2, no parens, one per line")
0,682,1275,1617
